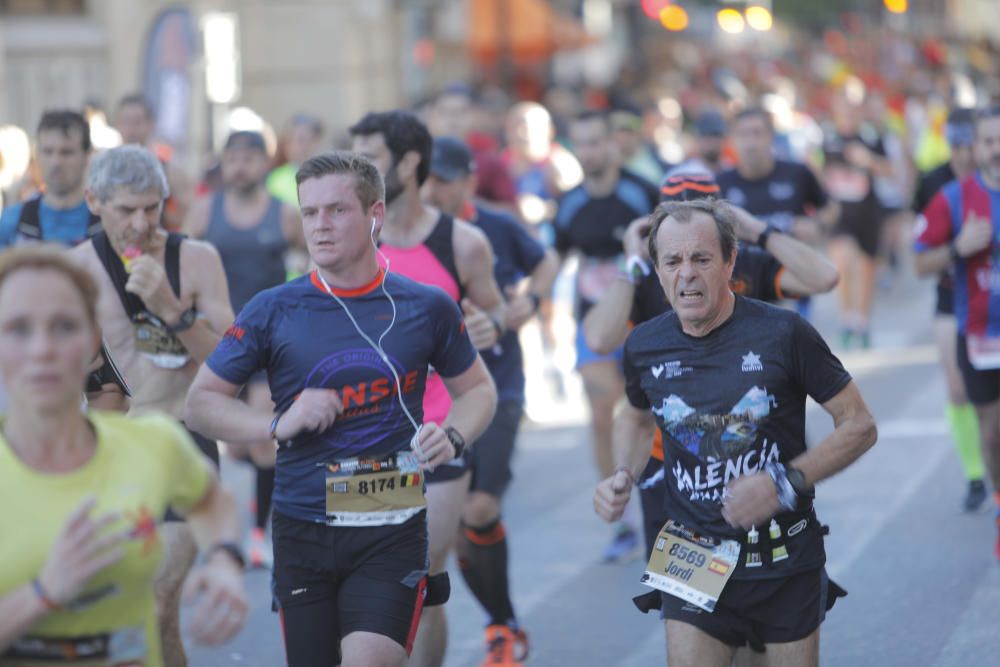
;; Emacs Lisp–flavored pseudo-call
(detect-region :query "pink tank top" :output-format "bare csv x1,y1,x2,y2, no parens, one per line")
378,214,462,425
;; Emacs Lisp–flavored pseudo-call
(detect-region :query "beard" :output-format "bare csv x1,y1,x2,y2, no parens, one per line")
384,164,405,205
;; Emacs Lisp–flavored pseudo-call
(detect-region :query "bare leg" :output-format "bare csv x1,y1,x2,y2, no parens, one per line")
155,523,198,667
342,630,408,667
408,473,470,667
748,629,819,667
665,620,735,667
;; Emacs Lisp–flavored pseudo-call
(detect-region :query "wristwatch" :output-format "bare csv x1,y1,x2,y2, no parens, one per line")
205,541,246,571
784,465,814,498
165,307,198,334
756,225,780,249
619,255,650,285
444,426,466,460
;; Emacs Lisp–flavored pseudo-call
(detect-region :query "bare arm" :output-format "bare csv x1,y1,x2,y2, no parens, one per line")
730,205,839,296
454,221,506,349
505,248,559,331
583,278,635,354
441,355,497,447
722,381,877,529
594,403,656,522
185,366,272,442
0,585,48,651
175,242,235,364
915,212,993,276
790,380,877,487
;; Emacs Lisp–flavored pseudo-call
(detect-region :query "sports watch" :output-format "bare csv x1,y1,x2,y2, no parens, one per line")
444,426,466,460
205,541,246,571
165,307,198,334
756,224,780,249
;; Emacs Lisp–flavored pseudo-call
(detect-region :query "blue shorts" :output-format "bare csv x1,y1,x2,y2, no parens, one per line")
575,323,624,369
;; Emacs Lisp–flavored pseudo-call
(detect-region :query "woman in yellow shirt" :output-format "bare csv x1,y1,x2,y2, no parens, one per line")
0,246,248,666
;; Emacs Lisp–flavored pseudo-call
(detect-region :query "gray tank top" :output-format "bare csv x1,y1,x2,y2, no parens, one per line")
204,191,288,314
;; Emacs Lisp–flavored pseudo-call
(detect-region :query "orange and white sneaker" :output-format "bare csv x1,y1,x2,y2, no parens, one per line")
480,625,529,666
246,526,273,570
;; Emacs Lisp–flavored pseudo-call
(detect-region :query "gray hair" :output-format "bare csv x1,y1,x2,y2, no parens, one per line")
648,198,738,265
87,145,170,202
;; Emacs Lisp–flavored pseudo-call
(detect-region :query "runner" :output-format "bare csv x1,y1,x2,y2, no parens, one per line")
0,110,100,247
267,114,325,207
823,93,894,348
349,110,506,667
0,245,247,665
910,107,985,511
915,106,1000,558
423,136,559,666
186,130,304,568
556,109,660,562
582,172,839,558
594,199,877,666
717,107,836,245
673,109,730,176
184,150,497,667
115,94,191,231
70,145,236,666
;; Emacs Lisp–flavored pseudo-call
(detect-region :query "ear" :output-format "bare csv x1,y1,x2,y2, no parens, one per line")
83,189,101,217
396,150,422,184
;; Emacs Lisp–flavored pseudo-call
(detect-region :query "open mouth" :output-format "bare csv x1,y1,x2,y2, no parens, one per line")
678,289,703,301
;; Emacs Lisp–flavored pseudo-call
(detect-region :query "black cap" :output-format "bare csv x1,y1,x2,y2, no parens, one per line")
224,130,267,153
695,110,727,137
430,136,475,182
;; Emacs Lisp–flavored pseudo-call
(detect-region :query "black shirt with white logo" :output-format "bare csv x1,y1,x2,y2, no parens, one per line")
631,247,783,325
624,297,852,580
717,161,828,233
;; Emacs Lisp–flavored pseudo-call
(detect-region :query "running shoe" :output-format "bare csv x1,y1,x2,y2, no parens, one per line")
246,526,273,570
602,524,640,563
480,625,528,666
963,479,987,512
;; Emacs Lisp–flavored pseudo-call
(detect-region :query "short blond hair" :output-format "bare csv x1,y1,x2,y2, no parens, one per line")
0,245,99,325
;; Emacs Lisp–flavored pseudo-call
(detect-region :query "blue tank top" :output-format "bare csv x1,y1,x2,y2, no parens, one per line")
203,192,288,314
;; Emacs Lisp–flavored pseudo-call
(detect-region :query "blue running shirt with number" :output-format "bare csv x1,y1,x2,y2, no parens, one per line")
206,268,477,522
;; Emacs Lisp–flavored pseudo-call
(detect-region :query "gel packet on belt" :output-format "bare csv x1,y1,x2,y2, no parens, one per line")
121,246,142,272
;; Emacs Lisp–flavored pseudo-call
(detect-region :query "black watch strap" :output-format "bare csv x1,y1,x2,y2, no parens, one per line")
165,307,197,334
444,426,466,459
756,225,779,248
205,541,246,570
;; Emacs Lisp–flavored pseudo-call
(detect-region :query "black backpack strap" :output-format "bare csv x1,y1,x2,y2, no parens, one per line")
164,232,183,297
91,231,145,318
85,211,102,239
15,197,43,241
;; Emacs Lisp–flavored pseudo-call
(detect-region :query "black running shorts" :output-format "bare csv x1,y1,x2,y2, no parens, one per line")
467,401,523,498
272,510,429,665
956,334,1000,405
660,567,846,651
164,424,220,522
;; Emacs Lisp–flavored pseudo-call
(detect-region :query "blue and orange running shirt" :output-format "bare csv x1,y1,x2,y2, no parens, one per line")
206,268,478,523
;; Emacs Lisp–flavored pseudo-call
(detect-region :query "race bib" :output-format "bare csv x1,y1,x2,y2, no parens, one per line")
2,626,147,666
131,312,189,370
325,452,426,527
641,520,740,613
967,334,1000,370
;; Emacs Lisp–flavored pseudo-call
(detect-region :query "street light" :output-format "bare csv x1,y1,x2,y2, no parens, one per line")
717,8,745,34
659,5,688,31
641,0,671,20
884,0,907,13
745,5,773,31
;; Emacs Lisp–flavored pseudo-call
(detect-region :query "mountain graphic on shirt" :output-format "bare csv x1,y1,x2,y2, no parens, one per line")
652,386,777,459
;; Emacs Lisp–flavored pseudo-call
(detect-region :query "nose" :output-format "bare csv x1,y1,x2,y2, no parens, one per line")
25,328,57,360
678,258,697,281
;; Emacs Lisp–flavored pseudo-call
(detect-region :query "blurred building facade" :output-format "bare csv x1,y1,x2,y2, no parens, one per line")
0,0,473,166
